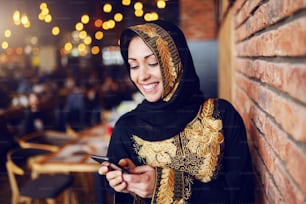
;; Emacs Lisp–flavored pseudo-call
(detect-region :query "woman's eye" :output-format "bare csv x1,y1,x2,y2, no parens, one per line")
129,65,138,69
149,62,158,67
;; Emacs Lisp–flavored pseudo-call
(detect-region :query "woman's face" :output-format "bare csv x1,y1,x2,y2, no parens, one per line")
128,36,163,102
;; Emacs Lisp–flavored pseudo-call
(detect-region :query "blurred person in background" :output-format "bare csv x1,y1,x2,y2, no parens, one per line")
21,91,55,134
0,86,14,172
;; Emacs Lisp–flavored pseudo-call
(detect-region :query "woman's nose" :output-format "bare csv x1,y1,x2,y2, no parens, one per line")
138,66,150,81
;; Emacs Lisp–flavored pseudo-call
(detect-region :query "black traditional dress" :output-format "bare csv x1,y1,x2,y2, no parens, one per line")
105,20,254,204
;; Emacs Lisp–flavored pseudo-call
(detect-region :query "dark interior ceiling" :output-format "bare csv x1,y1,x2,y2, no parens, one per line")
0,0,179,48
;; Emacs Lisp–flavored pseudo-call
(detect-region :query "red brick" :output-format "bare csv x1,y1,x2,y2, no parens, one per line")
247,110,259,148
226,0,306,203
233,85,251,123
180,0,216,40
249,101,306,194
233,0,247,14
235,73,306,141
273,158,305,203
262,88,306,141
273,17,306,56
234,58,306,103
251,128,285,203
266,122,306,194
253,126,304,204
284,65,306,103
234,73,259,106
236,17,306,56
234,0,262,27
235,0,306,42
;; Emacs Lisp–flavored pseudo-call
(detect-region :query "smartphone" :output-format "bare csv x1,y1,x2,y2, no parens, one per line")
91,154,129,173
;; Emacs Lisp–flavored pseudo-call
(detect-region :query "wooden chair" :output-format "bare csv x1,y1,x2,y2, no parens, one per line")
6,148,76,204
17,130,77,152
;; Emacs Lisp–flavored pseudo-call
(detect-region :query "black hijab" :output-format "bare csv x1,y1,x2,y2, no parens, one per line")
119,20,205,141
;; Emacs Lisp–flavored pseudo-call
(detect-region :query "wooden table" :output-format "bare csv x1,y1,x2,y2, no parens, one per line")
27,123,111,201
30,123,110,176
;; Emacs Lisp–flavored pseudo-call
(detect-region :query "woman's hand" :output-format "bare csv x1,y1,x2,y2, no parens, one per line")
98,159,130,193
123,164,156,198
98,158,156,198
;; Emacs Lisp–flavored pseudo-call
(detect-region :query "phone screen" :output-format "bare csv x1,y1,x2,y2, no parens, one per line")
91,155,129,173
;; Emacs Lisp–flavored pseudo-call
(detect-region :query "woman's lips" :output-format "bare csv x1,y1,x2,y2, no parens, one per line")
142,83,158,92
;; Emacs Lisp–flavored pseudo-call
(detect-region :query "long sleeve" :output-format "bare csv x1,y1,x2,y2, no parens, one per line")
105,118,142,204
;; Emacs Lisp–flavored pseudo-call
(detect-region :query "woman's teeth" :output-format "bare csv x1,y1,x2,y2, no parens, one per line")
142,83,157,91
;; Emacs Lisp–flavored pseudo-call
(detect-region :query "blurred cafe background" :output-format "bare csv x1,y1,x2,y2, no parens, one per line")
0,0,219,203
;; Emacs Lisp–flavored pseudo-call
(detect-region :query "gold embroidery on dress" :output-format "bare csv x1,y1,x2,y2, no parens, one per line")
133,99,224,184
183,98,223,182
156,167,175,204
133,136,176,166
184,174,193,200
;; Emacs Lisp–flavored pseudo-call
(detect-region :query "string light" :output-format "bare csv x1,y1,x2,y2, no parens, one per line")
84,36,92,45
1,41,9,49
81,14,90,24
24,22,31,28
64,42,73,52
135,9,143,17
41,8,49,16
2,1,172,58
108,20,115,29
21,15,28,25
13,12,31,28
38,2,53,24
79,30,87,39
77,43,86,52
4,30,11,38
94,19,103,28
103,3,112,13
122,0,131,6
40,2,48,10
75,22,84,31
91,46,100,55
134,2,143,10
114,13,123,22
13,11,21,25
157,0,166,9
95,31,104,40
52,26,60,36
144,12,159,21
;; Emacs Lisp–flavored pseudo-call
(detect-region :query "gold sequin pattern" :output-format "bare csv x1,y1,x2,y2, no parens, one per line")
156,167,175,204
133,98,224,183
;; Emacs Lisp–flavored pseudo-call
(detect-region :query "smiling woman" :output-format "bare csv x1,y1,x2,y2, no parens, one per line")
98,20,255,204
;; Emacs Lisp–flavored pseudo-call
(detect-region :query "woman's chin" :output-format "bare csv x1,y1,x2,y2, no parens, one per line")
144,94,162,102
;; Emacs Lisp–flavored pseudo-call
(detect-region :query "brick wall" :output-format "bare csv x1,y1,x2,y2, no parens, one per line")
180,0,216,40
230,0,306,203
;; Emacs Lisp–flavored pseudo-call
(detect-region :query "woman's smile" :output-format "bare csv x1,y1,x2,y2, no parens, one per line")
141,82,159,92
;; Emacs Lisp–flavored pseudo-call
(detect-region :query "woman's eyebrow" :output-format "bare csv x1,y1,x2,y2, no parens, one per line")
144,53,154,59
128,53,154,61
